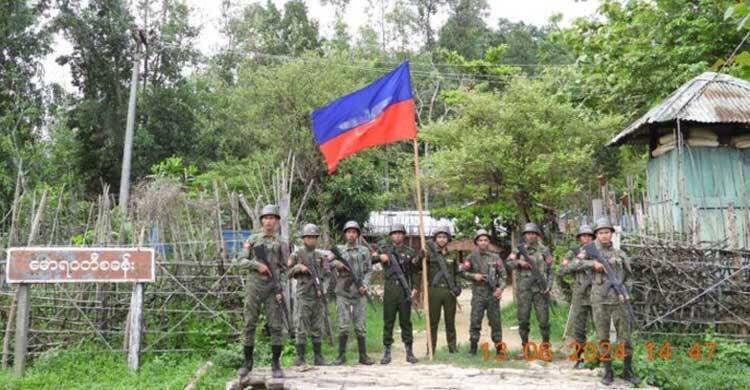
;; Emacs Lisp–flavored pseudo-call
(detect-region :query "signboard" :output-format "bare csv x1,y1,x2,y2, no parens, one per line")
6,247,155,284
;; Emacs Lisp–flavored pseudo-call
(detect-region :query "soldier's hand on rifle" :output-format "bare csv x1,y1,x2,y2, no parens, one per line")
474,273,487,282
379,253,390,264
334,261,347,272
410,289,418,301
593,261,605,273
518,260,532,269
275,293,283,304
358,286,368,295
298,264,310,274
542,287,551,295
493,288,503,299
258,263,270,275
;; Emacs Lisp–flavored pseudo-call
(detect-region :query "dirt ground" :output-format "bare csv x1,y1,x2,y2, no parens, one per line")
229,287,654,389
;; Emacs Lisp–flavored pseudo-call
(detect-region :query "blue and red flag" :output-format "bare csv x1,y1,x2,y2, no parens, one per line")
311,61,417,174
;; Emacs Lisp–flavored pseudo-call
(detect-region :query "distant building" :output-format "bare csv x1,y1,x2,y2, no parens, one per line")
609,72,750,249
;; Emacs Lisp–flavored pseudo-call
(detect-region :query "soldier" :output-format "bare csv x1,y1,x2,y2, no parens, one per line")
506,222,554,351
459,229,506,356
287,223,329,367
234,204,289,379
584,219,640,386
375,223,418,364
419,225,461,354
331,221,376,365
559,224,595,368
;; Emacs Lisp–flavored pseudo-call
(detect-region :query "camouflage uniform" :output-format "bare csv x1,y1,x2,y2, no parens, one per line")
377,228,418,364
460,230,507,354
559,226,595,365
288,241,329,365
236,231,289,347
332,220,376,365
506,231,553,346
234,204,288,379
583,219,640,386
334,242,373,337
419,236,460,353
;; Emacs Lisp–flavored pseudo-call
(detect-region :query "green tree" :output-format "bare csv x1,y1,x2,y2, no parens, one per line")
0,0,53,213
422,77,622,222
437,0,493,59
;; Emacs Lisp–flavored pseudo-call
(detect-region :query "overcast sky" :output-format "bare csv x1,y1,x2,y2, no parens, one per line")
42,0,601,89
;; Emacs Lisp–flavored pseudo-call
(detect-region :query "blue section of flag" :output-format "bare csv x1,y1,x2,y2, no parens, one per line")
311,61,413,145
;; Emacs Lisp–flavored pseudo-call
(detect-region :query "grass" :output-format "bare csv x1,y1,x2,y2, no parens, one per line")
3,298,749,390
0,298,424,389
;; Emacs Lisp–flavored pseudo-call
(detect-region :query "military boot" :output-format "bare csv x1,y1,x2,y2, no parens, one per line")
271,345,284,379
237,345,253,378
601,361,614,386
380,344,392,364
294,343,306,367
469,340,478,356
313,342,327,366
333,334,348,365
622,356,641,385
573,347,585,369
357,336,374,365
405,343,418,364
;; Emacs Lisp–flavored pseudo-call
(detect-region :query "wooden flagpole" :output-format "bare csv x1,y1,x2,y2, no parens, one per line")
412,138,433,360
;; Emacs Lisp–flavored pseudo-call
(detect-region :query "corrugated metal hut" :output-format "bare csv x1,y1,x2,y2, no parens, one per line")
609,72,750,248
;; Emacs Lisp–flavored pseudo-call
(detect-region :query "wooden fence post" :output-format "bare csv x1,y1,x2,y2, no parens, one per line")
127,283,144,371
13,284,30,377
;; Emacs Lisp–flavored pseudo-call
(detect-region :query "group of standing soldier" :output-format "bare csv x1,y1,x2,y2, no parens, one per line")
233,204,639,387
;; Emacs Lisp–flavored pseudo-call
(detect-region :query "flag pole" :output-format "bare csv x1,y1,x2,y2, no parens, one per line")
412,137,433,360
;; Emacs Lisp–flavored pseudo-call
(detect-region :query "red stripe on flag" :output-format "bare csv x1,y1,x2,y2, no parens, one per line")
319,99,417,174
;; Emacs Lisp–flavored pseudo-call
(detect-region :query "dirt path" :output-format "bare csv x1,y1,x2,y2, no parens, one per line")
228,288,655,389
389,287,519,362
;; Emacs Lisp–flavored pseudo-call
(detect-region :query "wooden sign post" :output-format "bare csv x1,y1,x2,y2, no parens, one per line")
5,247,155,375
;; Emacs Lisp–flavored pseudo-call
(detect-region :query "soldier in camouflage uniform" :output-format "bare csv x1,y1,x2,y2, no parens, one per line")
235,204,289,379
506,222,554,350
419,225,460,354
459,229,507,356
374,223,418,364
583,219,640,386
559,224,595,368
331,221,376,365
287,223,329,366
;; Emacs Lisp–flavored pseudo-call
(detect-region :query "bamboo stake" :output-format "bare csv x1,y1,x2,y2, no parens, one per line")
412,138,433,360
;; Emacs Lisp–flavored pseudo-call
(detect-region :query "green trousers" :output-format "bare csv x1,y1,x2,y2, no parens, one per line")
428,286,457,351
382,279,413,346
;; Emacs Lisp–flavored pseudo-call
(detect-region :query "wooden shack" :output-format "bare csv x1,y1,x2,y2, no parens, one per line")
609,72,750,249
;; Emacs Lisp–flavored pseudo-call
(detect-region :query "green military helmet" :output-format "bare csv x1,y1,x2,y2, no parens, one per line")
473,229,491,244
594,218,614,234
431,225,452,239
342,220,361,234
389,223,407,235
260,204,281,220
576,224,595,238
522,222,542,236
301,223,320,238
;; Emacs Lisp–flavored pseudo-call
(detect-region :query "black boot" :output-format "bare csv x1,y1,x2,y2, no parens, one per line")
573,347,585,369
448,342,458,354
271,344,284,379
357,336,374,365
333,334,348,365
601,361,614,386
380,345,392,364
469,340,478,356
313,342,327,366
622,356,641,385
238,345,254,377
294,343,306,367
405,343,418,364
